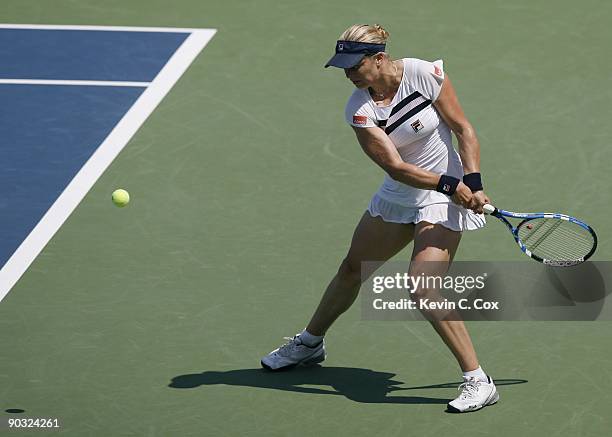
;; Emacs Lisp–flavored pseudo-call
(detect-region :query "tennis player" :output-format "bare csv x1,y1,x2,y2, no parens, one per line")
261,24,498,413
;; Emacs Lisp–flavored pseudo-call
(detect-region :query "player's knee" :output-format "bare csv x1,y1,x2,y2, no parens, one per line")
337,257,362,287
410,287,432,301
409,286,452,321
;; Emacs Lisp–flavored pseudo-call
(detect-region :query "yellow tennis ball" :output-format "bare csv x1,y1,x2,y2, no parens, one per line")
112,189,130,207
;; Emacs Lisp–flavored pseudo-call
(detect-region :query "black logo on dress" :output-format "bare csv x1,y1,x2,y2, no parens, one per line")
411,120,424,132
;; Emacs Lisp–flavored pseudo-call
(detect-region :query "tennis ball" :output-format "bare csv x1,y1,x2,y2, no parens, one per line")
111,189,130,207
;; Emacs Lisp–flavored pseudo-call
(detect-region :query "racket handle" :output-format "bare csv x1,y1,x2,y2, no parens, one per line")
483,204,496,215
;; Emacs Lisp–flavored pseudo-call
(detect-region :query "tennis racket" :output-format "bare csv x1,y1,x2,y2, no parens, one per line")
483,204,597,266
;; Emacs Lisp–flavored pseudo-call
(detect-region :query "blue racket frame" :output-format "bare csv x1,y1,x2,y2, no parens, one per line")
486,205,598,266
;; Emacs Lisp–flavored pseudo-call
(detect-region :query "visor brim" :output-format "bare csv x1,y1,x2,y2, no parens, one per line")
324,53,366,69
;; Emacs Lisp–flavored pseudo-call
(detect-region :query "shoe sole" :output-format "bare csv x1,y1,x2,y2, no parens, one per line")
261,350,326,371
446,390,499,413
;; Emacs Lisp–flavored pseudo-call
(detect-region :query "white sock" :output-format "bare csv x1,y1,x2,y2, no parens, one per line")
463,366,488,382
299,329,324,347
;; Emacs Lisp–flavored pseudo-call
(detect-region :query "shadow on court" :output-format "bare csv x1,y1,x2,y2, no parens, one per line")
169,367,527,404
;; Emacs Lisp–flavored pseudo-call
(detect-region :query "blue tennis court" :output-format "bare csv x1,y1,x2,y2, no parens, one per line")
0,28,187,80
0,25,216,300
0,84,142,264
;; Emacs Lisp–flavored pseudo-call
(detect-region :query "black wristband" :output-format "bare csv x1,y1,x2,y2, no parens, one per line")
463,172,483,192
436,175,460,195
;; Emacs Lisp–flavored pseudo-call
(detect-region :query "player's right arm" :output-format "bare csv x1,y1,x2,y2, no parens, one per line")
350,125,474,208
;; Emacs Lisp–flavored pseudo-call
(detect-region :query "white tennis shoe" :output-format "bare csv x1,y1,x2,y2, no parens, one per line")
261,334,326,371
447,376,499,413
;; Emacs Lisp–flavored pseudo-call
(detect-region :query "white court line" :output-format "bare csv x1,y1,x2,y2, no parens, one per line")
0,79,150,87
0,26,217,302
0,24,203,33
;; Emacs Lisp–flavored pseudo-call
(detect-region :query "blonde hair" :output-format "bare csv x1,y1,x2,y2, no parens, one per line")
339,24,389,44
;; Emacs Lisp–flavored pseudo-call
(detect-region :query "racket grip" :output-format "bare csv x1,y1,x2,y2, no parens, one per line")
483,204,496,215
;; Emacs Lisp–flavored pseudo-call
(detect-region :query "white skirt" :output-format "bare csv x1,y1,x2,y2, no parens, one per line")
367,193,485,232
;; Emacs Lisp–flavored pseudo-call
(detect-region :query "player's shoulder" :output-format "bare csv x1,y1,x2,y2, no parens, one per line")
402,57,445,101
403,57,444,79
344,88,377,127
345,87,371,109
345,88,375,116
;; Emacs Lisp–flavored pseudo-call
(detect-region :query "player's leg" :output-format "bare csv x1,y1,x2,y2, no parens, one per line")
306,212,415,336
409,222,479,369
409,222,498,412
261,211,414,370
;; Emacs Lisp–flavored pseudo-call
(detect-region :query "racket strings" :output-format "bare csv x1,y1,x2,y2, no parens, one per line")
522,219,561,248
518,218,594,261
530,226,592,259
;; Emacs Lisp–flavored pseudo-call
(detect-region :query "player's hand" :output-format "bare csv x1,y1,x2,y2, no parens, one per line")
451,182,474,210
470,191,491,214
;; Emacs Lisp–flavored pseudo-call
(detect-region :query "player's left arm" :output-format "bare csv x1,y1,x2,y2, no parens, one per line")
433,74,490,212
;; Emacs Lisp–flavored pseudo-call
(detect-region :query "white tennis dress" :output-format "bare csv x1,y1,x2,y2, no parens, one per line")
345,58,485,232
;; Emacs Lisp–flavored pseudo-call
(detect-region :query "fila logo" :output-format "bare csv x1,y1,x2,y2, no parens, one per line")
434,65,443,76
353,115,368,125
411,119,424,132
443,184,451,192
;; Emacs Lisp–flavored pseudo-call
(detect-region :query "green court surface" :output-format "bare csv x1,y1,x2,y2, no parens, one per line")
2,0,612,435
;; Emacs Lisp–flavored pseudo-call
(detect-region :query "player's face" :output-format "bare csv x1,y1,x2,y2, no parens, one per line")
344,55,378,88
